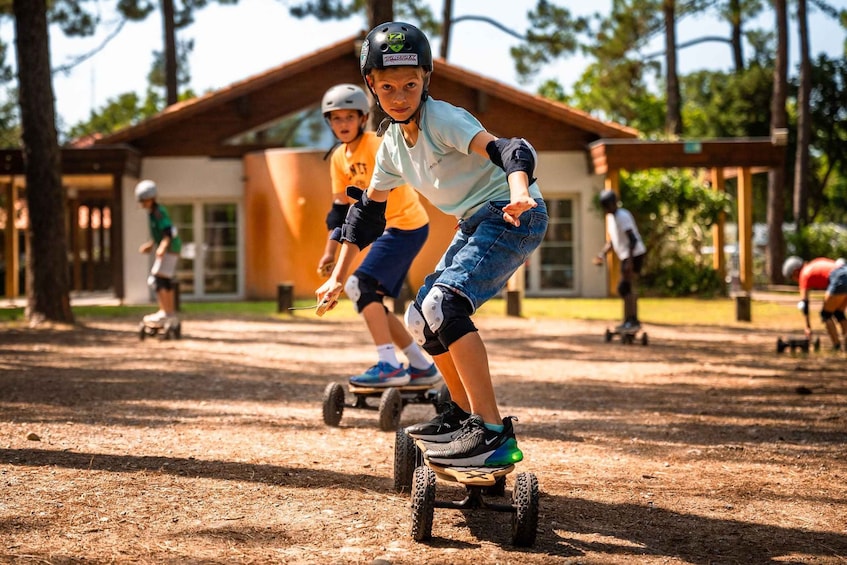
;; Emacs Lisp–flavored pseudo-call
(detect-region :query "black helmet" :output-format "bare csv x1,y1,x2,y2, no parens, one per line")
360,21,433,78
599,190,618,208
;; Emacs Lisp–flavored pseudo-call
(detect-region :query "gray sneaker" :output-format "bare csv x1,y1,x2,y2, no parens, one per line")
404,401,470,443
424,415,523,467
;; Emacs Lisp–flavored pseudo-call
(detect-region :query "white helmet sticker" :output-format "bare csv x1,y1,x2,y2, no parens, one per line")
382,53,418,66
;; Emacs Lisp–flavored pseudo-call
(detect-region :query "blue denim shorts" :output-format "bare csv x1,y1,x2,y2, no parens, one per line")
414,199,548,311
827,265,847,295
356,224,429,298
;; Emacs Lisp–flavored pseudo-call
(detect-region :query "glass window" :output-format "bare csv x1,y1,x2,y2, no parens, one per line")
538,198,575,291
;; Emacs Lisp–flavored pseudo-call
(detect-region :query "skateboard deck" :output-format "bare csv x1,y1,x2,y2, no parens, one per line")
411,438,515,486
426,462,515,486
348,382,440,395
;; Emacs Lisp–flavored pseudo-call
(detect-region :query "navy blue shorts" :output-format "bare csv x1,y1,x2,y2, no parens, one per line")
356,225,429,298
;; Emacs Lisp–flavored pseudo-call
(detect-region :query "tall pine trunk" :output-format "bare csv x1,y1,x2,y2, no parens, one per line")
162,0,179,106
13,0,74,324
663,0,682,136
767,0,789,282
365,0,393,132
792,0,811,228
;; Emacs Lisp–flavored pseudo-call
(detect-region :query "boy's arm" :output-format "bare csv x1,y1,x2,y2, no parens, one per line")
470,131,537,227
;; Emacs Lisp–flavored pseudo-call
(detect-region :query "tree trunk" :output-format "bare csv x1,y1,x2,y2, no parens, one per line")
367,0,393,30
728,0,745,72
162,0,178,106
13,0,74,324
767,0,788,283
663,0,682,136
366,0,393,132
440,0,454,59
792,0,811,228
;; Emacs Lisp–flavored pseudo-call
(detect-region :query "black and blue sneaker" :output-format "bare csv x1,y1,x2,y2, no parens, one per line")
424,415,523,467
404,401,470,443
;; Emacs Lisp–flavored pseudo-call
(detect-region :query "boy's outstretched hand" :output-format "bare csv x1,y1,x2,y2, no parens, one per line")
315,279,343,317
502,196,537,227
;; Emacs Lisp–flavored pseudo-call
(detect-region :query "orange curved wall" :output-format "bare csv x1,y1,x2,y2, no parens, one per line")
244,149,455,300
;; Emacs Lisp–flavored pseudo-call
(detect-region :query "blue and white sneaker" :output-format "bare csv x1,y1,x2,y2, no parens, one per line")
407,363,442,386
349,362,410,387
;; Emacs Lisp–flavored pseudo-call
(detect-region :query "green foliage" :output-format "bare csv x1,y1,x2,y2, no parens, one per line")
785,223,847,260
681,64,773,138
510,0,592,82
806,54,847,223
65,90,164,141
288,0,438,36
616,169,731,297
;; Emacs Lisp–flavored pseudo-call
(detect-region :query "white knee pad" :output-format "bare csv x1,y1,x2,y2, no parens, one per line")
344,275,361,313
404,303,427,346
421,286,446,332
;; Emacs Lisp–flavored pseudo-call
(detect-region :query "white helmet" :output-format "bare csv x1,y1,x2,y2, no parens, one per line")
134,179,157,201
321,84,369,117
782,256,804,279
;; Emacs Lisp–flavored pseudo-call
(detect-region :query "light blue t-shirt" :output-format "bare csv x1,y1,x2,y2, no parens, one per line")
370,98,543,219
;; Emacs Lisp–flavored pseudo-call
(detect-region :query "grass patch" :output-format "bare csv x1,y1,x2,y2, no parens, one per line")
1,296,800,330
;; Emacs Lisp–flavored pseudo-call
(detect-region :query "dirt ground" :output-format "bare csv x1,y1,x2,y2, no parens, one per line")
0,310,845,564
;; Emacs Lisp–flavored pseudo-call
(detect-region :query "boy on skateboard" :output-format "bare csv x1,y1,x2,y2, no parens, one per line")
782,256,847,350
136,179,181,327
319,83,439,388
593,189,646,332
316,22,548,467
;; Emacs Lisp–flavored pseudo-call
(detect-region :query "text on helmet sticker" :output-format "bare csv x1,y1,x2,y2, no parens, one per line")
382,53,418,66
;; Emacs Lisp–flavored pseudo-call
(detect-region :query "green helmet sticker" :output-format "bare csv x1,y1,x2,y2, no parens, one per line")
387,32,405,52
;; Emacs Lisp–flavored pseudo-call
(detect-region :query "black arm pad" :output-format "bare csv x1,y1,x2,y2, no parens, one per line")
486,137,537,183
341,192,387,250
329,227,342,242
325,202,350,231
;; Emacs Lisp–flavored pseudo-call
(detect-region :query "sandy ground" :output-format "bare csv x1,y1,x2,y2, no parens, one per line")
0,312,845,564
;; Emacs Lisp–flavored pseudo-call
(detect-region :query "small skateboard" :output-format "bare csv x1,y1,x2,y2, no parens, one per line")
138,318,181,341
393,431,539,547
776,336,820,354
321,381,449,431
604,326,648,346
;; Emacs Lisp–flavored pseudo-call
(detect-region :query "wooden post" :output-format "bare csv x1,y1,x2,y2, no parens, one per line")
736,166,753,322
604,170,621,298
3,182,19,299
277,282,294,313
710,167,726,281
505,263,525,317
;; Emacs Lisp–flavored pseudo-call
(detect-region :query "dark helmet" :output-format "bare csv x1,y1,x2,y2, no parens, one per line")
599,190,618,208
360,21,433,78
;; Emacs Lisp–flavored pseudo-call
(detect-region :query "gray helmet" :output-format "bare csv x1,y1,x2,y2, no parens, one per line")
360,21,433,77
782,256,804,279
599,190,617,208
321,84,369,117
134,179,157,201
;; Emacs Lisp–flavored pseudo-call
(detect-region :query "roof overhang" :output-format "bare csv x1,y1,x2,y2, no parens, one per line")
589,137,786,174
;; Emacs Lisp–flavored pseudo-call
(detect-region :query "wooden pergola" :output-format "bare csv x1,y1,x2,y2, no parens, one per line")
589,136,786,307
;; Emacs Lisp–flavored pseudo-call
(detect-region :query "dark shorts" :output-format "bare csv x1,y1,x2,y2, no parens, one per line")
356,225,429,298
622,253,645,276
827,265,847,295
